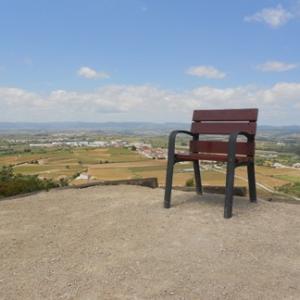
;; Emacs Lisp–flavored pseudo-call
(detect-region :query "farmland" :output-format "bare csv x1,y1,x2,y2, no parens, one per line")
1,144,300,200
1,125,300,200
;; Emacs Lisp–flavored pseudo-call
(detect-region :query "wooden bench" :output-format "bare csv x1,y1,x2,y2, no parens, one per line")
164,108,258,218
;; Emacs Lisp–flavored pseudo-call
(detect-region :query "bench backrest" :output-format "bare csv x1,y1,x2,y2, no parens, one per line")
190,108,258,157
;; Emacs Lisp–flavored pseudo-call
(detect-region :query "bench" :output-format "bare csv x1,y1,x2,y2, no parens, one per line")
164,108,258,218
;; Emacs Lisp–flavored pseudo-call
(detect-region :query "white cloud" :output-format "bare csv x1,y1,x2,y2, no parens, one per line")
1,83,300,124
257,60,298,72
0,88,41,107
186,66,226,79
77,66,110,79
244,5,293,28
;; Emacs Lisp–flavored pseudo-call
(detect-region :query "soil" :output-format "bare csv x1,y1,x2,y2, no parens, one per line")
0,186,299,299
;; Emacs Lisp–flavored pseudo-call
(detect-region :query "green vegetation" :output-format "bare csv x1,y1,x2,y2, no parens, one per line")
273,175,300,183
185,178,194,187
276,182,300,197
0,166,61,198
107,147,145,162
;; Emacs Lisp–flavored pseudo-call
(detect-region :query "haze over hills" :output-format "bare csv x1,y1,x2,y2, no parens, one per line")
1,122,300,142
0,122,186,132
0,122,300,132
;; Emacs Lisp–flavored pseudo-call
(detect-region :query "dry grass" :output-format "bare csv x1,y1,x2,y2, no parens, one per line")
1,148,300,192
89,160,164,169
88,168,132,180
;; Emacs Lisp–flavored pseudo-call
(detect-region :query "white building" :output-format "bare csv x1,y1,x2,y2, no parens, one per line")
75,173,90,180
273,162,285,168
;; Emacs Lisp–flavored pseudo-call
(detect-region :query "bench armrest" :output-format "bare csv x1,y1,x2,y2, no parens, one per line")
228,131,255,163
167,130,198,160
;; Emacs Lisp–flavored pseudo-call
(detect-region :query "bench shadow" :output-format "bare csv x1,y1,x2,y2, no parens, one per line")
170,192,255,216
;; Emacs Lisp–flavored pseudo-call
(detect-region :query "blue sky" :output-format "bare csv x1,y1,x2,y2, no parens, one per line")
0,0,300,124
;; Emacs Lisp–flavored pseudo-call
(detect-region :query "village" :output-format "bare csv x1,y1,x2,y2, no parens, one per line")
0,134,289,170
28,139,168,160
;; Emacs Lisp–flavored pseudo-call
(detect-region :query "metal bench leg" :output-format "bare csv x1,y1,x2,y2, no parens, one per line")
164,156,175,208
224,161,235,218
247,161,257,202
193,160,203,195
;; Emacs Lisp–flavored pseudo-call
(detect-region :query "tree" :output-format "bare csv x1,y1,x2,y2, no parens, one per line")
0,165,14,182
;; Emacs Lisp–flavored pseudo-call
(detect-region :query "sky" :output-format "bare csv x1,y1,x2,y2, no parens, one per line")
0,0,300,125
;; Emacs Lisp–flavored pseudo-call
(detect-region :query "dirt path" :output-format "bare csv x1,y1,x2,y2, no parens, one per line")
0,186,299,299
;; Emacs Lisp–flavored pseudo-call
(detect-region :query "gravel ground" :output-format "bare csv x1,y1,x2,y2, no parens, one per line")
0,186,299,300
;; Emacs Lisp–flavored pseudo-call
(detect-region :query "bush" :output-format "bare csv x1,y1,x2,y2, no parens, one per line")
276,182,300,197
185,178,194,187
0,166,59,198
59,178,69,187
0,165,14,182
72,172,81,179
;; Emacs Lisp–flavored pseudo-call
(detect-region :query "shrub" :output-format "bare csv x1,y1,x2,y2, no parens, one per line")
0,166,59,198
185,178,194,187
0,165,14,182
72,172,81,179
59,178,69,187
276,182,300,197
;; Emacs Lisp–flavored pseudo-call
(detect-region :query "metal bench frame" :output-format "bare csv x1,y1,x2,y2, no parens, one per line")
164,108,258,218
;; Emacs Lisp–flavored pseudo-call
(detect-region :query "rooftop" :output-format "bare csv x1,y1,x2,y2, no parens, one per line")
0,186,299,299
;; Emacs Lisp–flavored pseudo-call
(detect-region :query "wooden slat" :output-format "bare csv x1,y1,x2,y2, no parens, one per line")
193,109,258,122
191,122,256,135
190,140,254,156
175,153,250,163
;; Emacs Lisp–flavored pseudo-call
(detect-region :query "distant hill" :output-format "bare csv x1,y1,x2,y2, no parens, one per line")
0,122,189,134
0,122,300,140
259,125,300,133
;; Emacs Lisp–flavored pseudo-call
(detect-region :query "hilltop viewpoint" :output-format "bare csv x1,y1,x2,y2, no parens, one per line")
0,185,299,299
